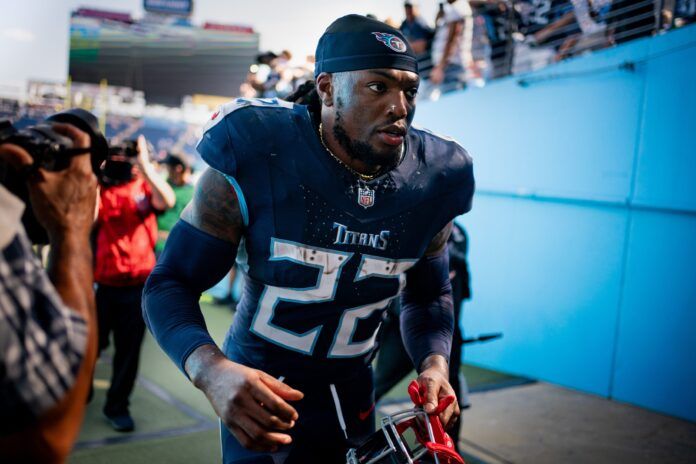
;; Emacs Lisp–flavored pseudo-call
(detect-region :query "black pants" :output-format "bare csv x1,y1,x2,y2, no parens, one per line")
96,283,146,416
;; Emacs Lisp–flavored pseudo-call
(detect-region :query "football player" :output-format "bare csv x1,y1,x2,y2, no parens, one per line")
143,14,475,463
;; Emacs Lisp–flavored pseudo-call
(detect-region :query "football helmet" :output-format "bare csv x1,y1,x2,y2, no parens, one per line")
346,381,465,464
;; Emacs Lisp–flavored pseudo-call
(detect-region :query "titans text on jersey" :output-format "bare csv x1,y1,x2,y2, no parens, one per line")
333,222,390,250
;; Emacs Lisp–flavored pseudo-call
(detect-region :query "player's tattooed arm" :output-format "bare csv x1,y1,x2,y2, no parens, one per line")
178,167,304,451
181,167,244,244
424,221,453,256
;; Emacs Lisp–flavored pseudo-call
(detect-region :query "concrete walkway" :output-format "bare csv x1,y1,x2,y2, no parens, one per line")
456,383,696,464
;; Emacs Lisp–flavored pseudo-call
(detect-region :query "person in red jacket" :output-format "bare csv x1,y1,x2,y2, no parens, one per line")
94,135,175,431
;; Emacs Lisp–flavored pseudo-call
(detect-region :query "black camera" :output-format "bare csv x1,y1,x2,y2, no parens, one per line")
111,139,138,158
0,108,108,244
0,108,108,176
100,139,139,185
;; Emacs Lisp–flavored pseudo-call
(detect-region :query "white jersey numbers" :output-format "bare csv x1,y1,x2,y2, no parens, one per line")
250,238,417,358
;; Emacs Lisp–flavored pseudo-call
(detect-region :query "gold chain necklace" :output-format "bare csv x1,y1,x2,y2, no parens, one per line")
318,122,403,182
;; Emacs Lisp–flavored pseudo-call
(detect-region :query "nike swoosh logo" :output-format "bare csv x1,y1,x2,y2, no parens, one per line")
358,403,376,421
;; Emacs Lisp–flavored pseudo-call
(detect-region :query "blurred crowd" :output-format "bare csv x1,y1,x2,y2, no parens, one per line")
243,0,696,100
239,50,315,99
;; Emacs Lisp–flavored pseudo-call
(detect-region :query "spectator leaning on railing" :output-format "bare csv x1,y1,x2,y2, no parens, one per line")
429,0,475,96
553,0,612,61
512,0,577,74
400,1,435,78
0,124,99,463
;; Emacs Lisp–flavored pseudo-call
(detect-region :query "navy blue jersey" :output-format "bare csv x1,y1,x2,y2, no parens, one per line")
197,97,474,384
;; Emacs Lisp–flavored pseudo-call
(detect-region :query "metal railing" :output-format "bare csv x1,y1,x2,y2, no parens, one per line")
417,0,694,96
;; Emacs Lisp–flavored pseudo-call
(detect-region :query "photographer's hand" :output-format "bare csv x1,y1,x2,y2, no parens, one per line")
135,134,152,171
0,143,33,169
0,124,98,246
136,135,176,211
26,123,97,242
21,123,98,322
1,123,97,324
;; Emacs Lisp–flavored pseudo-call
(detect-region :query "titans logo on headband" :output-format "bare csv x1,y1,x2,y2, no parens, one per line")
372,32,407,53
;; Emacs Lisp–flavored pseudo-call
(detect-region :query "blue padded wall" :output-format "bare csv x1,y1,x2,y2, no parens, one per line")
418,25,696,421
456,197,626,396
611,211,696,419
632,29,696,213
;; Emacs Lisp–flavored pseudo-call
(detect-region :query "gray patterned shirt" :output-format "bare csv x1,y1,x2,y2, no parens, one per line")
0,187,87,434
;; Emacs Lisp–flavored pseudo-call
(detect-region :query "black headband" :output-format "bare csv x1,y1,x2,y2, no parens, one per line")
314,14,418,77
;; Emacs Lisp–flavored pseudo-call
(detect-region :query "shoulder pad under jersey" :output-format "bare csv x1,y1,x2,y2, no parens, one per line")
410,125,475,216
196,97,296,177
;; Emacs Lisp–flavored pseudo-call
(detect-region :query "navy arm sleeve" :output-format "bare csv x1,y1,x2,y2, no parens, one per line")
142,220,237,376
400,249,454,371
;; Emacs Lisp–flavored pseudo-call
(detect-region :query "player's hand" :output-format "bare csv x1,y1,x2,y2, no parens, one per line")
417,354,460,429
195,353,304,452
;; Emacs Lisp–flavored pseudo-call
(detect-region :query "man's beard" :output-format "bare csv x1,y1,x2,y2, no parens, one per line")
332,110,401,169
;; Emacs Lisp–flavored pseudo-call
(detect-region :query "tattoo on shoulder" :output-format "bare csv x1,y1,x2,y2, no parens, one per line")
424,222,453,256
181,168,244,244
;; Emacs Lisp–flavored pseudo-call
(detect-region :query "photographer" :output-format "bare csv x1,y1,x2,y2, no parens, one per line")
0,123,98,463
94,134,174,432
